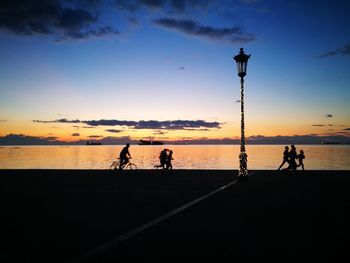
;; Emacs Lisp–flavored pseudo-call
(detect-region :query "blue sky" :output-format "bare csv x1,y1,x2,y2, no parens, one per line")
0,0,349,144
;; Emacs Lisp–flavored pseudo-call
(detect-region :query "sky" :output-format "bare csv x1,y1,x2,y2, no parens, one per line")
0,0,350,144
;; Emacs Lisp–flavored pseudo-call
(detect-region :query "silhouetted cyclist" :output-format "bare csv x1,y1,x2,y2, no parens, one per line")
119,143,131,170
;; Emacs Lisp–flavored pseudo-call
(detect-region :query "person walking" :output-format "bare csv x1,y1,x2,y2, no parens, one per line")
155,149,168,169
287,144,297,171
296,150,305,170
166,150,173,170
277,146,289,170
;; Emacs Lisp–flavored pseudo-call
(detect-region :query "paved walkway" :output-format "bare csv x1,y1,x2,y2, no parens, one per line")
83,171,350,262
1,170,349,262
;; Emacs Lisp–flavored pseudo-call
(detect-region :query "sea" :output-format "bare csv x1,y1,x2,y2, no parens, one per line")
0,145,349,170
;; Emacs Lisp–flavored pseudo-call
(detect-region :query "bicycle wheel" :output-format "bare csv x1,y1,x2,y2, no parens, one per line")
126,163,137,170
110,161,120,170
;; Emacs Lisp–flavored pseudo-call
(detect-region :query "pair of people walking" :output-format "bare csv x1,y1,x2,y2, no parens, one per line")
278,145,305,170
155,148,173,170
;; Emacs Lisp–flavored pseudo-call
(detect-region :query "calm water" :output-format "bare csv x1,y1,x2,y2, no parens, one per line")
0,145,349,170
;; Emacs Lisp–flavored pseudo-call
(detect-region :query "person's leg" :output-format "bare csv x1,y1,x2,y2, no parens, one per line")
119,158,127,169
278,160,286,170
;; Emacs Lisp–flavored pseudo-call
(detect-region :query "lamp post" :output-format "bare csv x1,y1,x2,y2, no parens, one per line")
233,48,251,180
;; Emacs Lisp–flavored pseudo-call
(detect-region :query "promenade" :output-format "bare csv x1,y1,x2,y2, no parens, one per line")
1,170,349,262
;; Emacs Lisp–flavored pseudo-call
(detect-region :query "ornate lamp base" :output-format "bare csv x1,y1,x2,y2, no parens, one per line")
238,152,249,180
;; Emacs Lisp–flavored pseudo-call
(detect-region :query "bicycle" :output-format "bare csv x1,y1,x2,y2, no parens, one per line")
110,158,137,170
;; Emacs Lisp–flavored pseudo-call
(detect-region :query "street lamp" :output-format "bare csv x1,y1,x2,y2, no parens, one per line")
233,48,251,180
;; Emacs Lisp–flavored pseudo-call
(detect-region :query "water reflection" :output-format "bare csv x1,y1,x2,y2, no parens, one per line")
0,145,349,170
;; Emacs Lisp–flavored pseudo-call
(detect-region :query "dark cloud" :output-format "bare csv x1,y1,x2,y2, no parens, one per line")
0,1,250,43
0,0,118,40
115,0,210,13
235,100,240,103
344,128,350,131
85,120,137,126
326,114,333,118
153,130,168,135
319,44,350,58
34,119,222,130
312,124,324,127
46,136,59,140
105,129,123,133
178,66,185,70
71,133,80,136
0,120,7,122
57,26,119,41
88,135,103,138
240,0,262,4
83,126,95,128
328,124,333,126
34,118,81,124
153,18,254,44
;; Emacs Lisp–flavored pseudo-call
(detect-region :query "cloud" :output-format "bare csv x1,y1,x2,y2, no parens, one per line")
153,130,168,135
326,114,333,118
115,0,210,13
105,129,123,133
312,124,324,127
235,100,241,103
153,18,254,44
34,119,222,130
71,133,80,136
344,128,350,131
240,0,262,4
34,118,81,124
46,136,59,140
0,120,7,122
319,44,350,58
0,1,251,44
178,66,185,70
88,135,103,138
0,0,119,40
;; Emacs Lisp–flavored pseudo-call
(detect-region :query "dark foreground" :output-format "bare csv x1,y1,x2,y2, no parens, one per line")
1,170,349,262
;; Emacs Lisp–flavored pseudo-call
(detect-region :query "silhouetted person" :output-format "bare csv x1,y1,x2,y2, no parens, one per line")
155,149,168,169
287,144,297,171
166,150,173,170
119,143,131,170
296,150,305,170
277,146,289,170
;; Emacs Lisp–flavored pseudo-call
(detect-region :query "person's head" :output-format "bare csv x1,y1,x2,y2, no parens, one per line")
300,150,304,154
169,150,173,154
285,146,289,150
126,143,130,148
291,144,295,149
